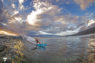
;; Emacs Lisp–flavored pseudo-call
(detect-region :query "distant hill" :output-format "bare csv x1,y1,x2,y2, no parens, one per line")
73,26,95,36
29,34,61,37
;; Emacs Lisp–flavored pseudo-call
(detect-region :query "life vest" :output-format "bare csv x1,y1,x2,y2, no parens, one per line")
35,38,41,44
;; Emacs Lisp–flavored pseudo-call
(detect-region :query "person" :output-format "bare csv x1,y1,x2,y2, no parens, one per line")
35,38,47,47
35,38,41,44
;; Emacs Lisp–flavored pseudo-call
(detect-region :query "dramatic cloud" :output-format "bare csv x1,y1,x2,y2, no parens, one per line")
19,0,24,4
39,31,52,35
55,26,82,36
39,26,82,36
26,0,62,26
74,0,95,10
18,0,25,10
0,28,19,36
0,0,95,36
88,19,95,27
11,3,16,8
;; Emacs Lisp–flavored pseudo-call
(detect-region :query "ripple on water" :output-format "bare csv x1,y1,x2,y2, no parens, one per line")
0,35,95,63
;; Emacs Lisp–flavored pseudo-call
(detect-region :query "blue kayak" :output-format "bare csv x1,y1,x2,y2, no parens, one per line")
36,44,47,47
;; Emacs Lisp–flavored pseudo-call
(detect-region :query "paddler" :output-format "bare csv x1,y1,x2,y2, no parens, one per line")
35,38,41,44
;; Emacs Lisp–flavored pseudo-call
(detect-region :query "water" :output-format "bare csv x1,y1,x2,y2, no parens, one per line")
0,35,95,63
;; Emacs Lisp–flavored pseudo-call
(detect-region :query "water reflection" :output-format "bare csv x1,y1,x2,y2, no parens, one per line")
87,37,95,63
0,35,95,63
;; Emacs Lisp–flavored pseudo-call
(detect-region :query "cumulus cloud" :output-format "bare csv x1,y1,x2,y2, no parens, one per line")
39,26,82,36
0,0,73,36
26,0,62,26
39,31,52,35
26,0,76,33
11,3,16,8
74,0,95,10
0,0,94,36
55,26,82,36
18,0,25,10
26,0,88,34
87,19,95,27
1,0,64,36
19,0,24,4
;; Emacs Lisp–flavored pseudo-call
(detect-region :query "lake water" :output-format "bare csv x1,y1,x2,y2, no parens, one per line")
0,35,95,63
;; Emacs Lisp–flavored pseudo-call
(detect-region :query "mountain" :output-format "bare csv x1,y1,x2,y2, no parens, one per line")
29,34,61,37
72,19,95,36
73,26,95,36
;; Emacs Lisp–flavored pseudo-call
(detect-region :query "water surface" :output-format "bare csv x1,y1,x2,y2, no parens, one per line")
0,35,95,63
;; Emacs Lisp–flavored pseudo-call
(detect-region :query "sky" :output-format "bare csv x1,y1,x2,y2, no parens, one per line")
0,0,95,36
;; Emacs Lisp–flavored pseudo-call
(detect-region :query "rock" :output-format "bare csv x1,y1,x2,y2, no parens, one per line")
0,45,7,52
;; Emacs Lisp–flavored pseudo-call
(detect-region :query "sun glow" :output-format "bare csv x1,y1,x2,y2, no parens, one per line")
27,9,42,25
0,30,19,36
26,1,54,26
